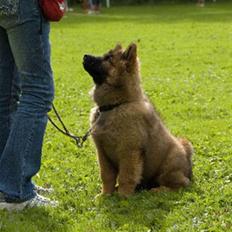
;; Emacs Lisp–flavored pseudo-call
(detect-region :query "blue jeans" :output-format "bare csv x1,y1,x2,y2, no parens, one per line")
0,0,54,202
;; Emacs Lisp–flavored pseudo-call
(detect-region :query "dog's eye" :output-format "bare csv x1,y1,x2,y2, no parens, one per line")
105,55,112,60
105,55,114,65
109,57,113,63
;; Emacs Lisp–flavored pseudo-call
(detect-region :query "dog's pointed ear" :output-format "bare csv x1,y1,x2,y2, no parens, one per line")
122,43,137,63
114,44,123,51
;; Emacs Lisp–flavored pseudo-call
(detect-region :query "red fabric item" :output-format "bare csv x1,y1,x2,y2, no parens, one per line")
39,0,66,22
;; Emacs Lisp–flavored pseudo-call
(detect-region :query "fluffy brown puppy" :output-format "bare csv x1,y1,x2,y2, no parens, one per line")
83,43,193,197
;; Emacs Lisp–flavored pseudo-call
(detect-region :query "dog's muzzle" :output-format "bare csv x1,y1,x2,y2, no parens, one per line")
83,55,107,85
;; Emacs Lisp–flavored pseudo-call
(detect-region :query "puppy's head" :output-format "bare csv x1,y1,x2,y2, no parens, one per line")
83,43,141,106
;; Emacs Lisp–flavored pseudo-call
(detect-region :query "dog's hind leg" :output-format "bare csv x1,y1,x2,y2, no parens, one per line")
150,186,171,193
157,170,191,190
118,151,143,197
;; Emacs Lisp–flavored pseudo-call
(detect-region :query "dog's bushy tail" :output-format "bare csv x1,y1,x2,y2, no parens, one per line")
179,138,194,180
179,138,194,159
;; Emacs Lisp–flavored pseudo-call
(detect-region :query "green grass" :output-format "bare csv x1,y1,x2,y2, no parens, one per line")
1,2,232,231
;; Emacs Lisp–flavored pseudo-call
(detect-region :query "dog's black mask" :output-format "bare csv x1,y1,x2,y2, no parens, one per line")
83,55,107,85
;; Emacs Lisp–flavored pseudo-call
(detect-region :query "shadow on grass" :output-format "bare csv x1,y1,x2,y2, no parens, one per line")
95,189,188,231
0,207,70,232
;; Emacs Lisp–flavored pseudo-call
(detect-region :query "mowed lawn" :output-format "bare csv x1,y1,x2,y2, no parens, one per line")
1,2,232,232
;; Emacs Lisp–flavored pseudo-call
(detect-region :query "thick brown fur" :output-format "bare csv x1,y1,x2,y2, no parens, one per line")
83,43,194,197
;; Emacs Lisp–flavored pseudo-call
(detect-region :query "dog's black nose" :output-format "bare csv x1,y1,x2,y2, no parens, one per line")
83,55,90,67
83,54,92,62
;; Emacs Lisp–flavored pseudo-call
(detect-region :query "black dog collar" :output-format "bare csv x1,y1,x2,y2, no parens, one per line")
99,103,123,112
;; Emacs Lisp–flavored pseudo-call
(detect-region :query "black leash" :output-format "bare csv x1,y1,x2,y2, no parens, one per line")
48,102,123,148
48,104,91,148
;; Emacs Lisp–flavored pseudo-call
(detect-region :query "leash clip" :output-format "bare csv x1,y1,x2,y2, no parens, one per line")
74,137,84,148
48,104,92,149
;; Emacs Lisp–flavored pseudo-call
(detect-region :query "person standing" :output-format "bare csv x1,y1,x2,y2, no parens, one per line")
0,0,57,211
82,0,89,14
197,0,205,7
92,0,101,14
65,0,74,12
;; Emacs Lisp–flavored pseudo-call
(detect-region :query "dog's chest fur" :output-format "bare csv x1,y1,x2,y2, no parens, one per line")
90,101,159,168
91,107,131,165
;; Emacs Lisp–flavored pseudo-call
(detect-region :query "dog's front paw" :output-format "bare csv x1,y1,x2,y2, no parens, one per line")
118,187,134,198
118,192,131,198
95,192,112,200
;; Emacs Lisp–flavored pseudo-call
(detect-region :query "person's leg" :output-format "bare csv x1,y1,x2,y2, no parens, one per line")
197,0,205,6
92,0,100,13
10,66,21,125
89,0,93,11
0,0,54,202
0,27,15,157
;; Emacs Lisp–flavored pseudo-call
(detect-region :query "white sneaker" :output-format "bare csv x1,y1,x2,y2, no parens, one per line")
27,194,58,208
33,185,54,195
0,192,58,211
